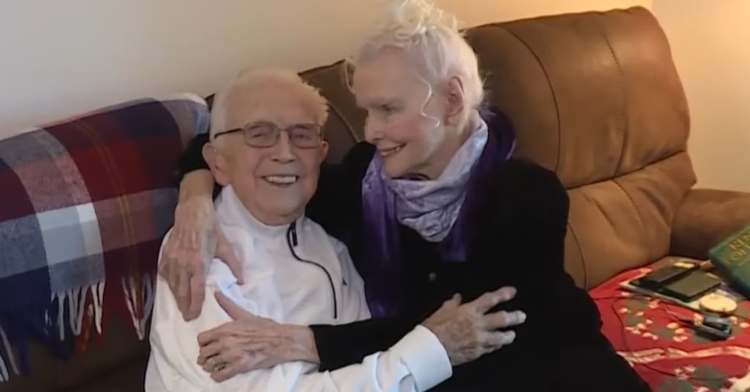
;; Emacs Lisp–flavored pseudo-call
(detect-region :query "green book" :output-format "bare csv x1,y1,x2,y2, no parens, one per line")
708,224,750,299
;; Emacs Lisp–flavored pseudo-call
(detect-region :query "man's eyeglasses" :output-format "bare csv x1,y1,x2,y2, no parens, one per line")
214,121,323,149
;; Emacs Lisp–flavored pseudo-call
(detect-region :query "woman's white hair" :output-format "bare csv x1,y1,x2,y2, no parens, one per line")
349,0,485,111
210,68,328,143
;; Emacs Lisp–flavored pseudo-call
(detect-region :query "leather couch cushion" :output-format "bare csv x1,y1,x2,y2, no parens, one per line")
463,7,696,288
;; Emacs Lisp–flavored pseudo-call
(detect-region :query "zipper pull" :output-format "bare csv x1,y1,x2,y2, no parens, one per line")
290,221,298,246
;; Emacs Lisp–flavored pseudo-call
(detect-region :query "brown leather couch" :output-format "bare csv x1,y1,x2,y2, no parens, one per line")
4,5,749,392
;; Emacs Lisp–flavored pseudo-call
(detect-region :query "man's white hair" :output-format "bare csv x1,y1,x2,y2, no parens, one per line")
349,0,485,110
210,68,328,142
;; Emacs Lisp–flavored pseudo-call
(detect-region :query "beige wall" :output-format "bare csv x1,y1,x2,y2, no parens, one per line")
653,0,750,192
0,0,649,137
22,1,750,192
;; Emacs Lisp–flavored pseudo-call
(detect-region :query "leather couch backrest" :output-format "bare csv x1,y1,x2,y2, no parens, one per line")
299,6,698,289
466,7,691,188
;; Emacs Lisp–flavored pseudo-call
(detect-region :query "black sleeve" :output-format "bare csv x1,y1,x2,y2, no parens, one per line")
310,315,420,371
485,160,602,348
176,132,210,184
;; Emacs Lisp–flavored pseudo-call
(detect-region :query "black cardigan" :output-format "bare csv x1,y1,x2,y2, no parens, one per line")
177,132,605,374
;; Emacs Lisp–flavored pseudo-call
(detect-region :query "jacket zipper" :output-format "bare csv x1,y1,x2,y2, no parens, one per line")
286,221,338,320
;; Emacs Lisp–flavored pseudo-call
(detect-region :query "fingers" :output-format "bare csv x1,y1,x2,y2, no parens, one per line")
159,234,207,321
176,266,191,318
186,265,205,320
201,348,238,373
197,323,229,346
216,232,244,284
162,254,178,301
201,356,217,373
435,294,461,314
159,235,180,309
157,240,174,280
470,286,517,314
481,310,526,330
162,198,216,320
215,291,249,320
197,341,222,365
481,330,517,352
199,345,245,382
443,293,461,307
211,359,245,382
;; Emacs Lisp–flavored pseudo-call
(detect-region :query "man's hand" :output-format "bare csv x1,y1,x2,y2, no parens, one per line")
421,286,525,366
196,291,319,382
159,196,243,321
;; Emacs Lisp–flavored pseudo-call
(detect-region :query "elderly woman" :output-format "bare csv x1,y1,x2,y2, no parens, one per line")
161,1,650,391
146,68,521,392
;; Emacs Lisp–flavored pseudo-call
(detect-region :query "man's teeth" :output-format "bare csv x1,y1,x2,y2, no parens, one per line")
381,145,404,157
264,175,298,184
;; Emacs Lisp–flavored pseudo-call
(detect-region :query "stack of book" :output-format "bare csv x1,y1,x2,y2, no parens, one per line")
708,224,750,299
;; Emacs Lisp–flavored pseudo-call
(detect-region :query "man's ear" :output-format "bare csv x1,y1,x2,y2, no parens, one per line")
443,76,466,127
318,141,329,165
203,143,230,186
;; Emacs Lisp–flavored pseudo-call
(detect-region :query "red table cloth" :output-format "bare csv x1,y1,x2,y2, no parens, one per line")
592,262,750,391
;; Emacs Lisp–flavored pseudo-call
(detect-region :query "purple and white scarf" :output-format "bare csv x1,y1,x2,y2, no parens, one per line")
363,120,489,243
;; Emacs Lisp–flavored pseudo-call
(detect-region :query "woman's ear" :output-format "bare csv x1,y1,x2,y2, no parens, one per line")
443,76,466,127
203,143,230,186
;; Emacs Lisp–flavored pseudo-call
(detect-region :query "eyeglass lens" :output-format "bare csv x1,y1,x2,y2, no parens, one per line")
244,122,321,148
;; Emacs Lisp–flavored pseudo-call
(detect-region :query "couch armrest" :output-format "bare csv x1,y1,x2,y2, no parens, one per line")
671,188,750,259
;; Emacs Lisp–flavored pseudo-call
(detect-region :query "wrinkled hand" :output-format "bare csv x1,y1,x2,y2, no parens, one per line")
421,286,525,366
197,292,314,382
159,197,242,321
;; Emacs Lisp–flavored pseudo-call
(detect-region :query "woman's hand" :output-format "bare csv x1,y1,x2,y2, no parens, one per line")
197,292,319,382
421,286,525,366
159,195,243,321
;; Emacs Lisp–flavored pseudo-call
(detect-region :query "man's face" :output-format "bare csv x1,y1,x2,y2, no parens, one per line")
211,84,328,225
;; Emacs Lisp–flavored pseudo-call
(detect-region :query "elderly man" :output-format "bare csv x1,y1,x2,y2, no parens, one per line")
145,69,521,392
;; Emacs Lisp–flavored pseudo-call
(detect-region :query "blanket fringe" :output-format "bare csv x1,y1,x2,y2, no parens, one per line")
0,274,154,382
122,274,155,340
0,321,19,381
52,281,106,341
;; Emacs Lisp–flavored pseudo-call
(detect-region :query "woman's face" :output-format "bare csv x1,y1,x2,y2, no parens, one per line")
352,47,452,179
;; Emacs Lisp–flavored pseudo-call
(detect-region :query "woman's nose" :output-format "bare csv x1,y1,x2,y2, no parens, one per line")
363,117,382,144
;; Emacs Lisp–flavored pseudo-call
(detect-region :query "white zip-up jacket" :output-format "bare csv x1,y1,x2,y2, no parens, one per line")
144,185,452,392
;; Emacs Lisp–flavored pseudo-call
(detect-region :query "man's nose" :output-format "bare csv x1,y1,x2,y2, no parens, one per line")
270,132,296,162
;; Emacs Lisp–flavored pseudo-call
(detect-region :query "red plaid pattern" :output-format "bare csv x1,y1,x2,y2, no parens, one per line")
0,93,209,380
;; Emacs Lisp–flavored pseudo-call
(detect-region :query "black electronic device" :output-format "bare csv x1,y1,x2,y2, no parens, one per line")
660,271,723,302
631,264,698,291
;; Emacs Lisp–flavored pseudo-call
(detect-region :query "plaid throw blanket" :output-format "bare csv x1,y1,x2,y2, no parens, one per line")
0,94,209,381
